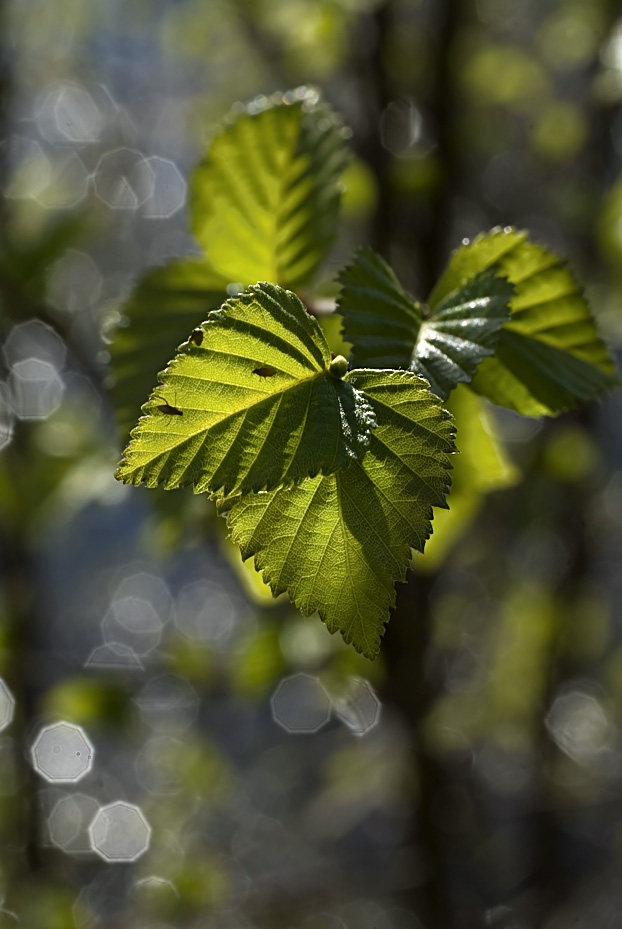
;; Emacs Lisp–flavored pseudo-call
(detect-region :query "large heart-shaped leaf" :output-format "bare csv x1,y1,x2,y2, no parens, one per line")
429,228,619,415
223,370,455,658
115,283,375,496
337,247,514,398
191,88,349,289
107,258,230,437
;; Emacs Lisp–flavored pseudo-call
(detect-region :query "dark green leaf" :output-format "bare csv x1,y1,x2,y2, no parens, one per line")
337,247,421,368
430,227,619,415
337,247,514,398
414,268,514,398
108,258,229,438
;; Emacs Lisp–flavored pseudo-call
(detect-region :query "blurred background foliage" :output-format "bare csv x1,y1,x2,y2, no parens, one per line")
1,0,622,927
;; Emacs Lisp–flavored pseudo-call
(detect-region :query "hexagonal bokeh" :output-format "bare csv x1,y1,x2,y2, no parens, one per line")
54,85,104,143
174,579,238,645
133,874,178,904
47,249,102,314
37,84,103,145
105,595,163,650
31,722,94,782
143,156,187,219
35,153,90,210
4,136,51,200
89,801,151,862
270,673,331,734
135,735,183,795
85,642,143,671
332,677,381,737
3,319,67,370
136,675,198,733
48,793,99,853
102,571,171,656
545,690,613,765
94,147,155,210
0,679,15,732
9,358,64,420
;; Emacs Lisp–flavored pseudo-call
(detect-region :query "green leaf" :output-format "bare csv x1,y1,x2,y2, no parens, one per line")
415,269,514,398
336,247,422,368
420,385,520,570
191,88,349,289
337,247,514,398
430,227,619,415
224,370,455,658
107,258,229,437
115,283,376,496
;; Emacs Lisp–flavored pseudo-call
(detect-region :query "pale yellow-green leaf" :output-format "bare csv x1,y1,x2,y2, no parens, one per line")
419,385,520,570
116,283,375,496
191,88,348,289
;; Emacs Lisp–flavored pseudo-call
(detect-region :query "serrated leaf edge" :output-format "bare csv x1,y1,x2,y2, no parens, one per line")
220,371,456,658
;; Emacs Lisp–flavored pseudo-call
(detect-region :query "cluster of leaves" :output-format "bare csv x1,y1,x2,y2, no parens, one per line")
111,88,618,658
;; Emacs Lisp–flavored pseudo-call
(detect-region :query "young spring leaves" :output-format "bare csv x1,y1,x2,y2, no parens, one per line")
116,283,377,496
111,84,618,660
429,228,618,414
111,89,459,659
191,87,349,289
116,281,457,656
222,370,455,658
109,88,349,440
338,232,618,413
337,246,515,398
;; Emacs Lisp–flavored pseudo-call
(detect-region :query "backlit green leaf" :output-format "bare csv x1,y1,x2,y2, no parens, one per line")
108,258,229,437
224,370,455,658
337,247,514,398
116,283,376,496
430,227,619,415
191,88,348,289
420,385,520,570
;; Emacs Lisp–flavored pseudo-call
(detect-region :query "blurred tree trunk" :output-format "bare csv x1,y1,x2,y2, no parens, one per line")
0,5,44,877
354,1,465,926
